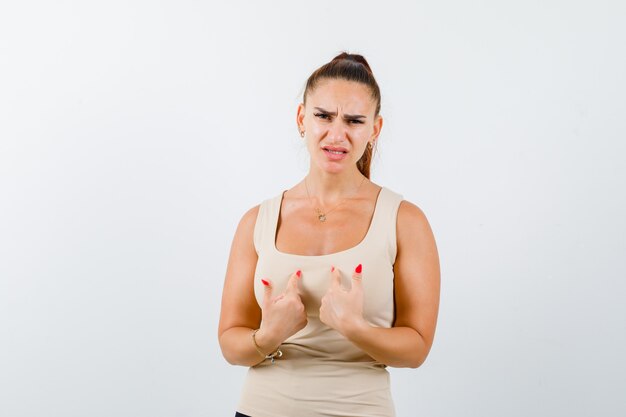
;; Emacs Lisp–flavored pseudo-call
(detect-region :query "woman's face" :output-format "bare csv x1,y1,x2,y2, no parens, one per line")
297,78,382,175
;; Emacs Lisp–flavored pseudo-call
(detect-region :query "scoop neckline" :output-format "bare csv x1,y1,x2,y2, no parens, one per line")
272,186,386,258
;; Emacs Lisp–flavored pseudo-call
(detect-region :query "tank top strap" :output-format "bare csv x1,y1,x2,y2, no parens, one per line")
368,186,404,263
253,190,285,255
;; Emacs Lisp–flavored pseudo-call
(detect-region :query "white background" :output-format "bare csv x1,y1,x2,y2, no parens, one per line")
1,1,625,416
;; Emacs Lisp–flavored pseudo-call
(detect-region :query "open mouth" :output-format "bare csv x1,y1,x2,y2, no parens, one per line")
322,147,347,154
322,146,348,160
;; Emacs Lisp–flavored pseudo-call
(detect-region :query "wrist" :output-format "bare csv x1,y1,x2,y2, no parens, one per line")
342,316,370,341
253,327,281,355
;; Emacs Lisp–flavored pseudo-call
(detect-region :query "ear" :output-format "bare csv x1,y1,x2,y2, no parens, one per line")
296,103,306,132
371,114,383,142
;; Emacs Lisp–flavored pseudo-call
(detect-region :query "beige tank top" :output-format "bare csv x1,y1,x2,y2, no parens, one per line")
237,186,404,417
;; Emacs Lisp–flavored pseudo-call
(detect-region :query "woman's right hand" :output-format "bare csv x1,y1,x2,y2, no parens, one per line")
255,270,308,353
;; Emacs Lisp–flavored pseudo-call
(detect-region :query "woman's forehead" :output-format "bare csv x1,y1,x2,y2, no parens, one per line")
306,79,376,113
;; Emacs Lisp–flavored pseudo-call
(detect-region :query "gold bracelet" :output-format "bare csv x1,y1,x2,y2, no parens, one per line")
251,329,283,364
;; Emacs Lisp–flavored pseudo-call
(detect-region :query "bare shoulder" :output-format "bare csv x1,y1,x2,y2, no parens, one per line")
228,203,260,250
237,204,260,235
241,204,260,227
396,200,436,249
397,199,428,223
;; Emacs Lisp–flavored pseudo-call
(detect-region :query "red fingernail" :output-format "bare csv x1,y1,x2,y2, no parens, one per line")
296,270,301,278
355,264,362,274
331,266,335,272
261,279,270,286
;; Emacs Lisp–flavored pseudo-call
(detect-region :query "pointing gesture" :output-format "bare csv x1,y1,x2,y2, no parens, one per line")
255,270,308,354
319,264,366,335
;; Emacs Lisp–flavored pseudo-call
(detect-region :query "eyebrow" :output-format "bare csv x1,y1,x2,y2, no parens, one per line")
313,107,367,119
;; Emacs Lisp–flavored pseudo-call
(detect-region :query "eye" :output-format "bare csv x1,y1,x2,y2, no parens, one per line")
348,119,364,124
314,113,330,120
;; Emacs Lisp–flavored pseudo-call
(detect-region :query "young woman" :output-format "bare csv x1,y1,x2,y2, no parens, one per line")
218,52,440,417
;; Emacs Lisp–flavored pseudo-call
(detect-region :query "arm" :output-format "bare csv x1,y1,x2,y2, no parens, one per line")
217,205,274,366
344,201,441,368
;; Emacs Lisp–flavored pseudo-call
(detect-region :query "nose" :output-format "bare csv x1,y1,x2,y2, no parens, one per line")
327,117,347,142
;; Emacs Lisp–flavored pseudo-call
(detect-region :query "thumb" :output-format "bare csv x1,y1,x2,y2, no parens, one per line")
284,270,301,295
351,264,363,290
261,278,273,306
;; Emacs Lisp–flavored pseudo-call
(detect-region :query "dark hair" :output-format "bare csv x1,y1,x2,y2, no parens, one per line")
303,52,381,179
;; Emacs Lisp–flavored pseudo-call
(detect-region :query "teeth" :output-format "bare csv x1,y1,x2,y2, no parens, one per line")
327,149,344,154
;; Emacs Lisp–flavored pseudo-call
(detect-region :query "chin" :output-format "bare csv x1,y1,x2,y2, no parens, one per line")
317,161,350,175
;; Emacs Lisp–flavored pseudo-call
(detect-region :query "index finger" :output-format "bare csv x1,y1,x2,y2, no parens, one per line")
330,266,342,288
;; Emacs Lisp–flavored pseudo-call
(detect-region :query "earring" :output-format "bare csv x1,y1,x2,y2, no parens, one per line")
300,130,305,138
368,142,373,149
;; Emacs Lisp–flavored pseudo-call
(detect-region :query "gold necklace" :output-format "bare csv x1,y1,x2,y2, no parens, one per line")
304,176,367,222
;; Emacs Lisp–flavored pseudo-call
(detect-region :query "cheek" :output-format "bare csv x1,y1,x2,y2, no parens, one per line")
305,139,324,158
352,129,371,144
308,121,326,135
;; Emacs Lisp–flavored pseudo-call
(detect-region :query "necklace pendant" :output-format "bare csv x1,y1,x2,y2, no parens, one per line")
318,213,327,222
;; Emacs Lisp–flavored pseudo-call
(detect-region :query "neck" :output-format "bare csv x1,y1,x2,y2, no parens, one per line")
304,165,367,205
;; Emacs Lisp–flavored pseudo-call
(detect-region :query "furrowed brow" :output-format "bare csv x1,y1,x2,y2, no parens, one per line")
313,107,366,119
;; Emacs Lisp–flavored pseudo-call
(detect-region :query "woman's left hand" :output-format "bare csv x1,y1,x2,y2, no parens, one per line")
319,265,366,335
